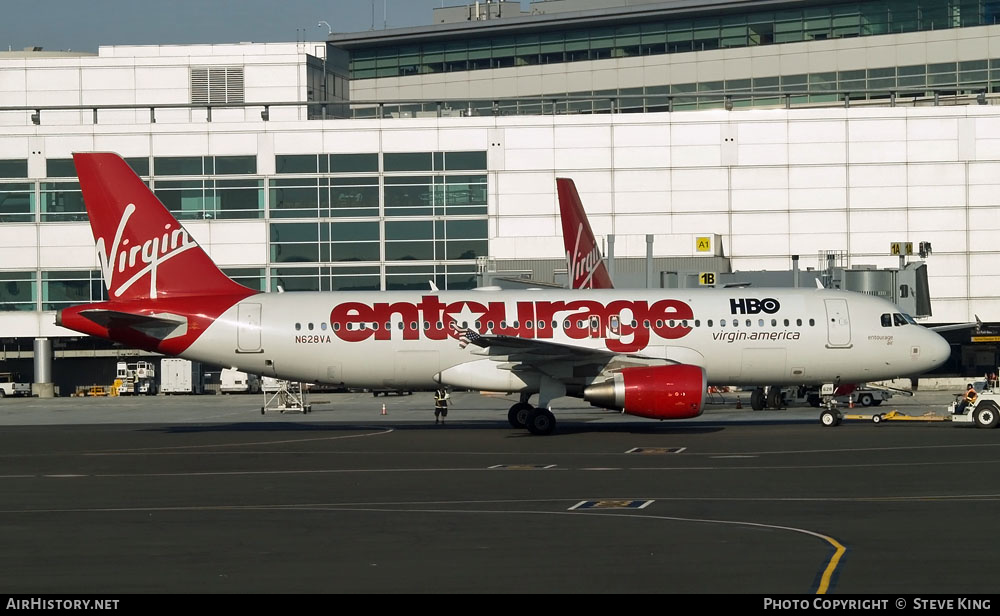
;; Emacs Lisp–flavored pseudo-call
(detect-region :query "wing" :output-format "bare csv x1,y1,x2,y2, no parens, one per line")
929,315,982,333
457,328,680,384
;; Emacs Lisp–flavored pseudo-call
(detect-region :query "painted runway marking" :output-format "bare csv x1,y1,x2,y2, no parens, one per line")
488,464,557,470
569,500,653,510
0,500,845,594
625,447,686,454
86,427,395,454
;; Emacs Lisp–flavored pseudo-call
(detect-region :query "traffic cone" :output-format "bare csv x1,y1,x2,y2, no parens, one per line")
736,397,742,409
849,397,854,409
381,403,387,416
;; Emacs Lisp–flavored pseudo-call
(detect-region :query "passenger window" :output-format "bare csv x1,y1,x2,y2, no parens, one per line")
308,323,314,331
796,319,802,326
694,320,700,327
423,321,430,330
321,322,327,331
809,318,815,326
758,319,764,327
681,320,688,328
720,319,726,326
295,323,301,331
563,320,570,329
332,323,340,331
771,319,777,326
526,321,534,329
783,319,789,326
881,314,892,327
746,319,751,327
707,319,713,327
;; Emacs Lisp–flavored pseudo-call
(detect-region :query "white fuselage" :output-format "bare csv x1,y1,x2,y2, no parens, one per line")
180,287,950,394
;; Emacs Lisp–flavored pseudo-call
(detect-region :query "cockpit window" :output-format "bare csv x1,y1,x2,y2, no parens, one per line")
901,313,917,325
893,313,907,326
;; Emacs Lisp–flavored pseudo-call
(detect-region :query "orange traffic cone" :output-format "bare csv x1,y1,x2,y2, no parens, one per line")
381,403,387,416
849,397,854,409
736,397,742,409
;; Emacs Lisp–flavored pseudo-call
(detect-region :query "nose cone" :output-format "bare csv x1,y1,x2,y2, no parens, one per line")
925,329,952,370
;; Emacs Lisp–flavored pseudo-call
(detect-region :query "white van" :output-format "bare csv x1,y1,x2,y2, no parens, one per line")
220,368,261,394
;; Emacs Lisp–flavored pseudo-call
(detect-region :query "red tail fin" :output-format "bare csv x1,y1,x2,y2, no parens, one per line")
556,178,614,289
73,153,252,301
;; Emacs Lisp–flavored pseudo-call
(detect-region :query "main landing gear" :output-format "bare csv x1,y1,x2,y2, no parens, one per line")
507,398,557,436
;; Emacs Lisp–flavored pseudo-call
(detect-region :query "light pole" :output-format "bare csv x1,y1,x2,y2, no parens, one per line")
317,22,332,109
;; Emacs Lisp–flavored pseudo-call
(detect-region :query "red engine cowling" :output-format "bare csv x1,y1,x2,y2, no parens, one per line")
583,364,706,420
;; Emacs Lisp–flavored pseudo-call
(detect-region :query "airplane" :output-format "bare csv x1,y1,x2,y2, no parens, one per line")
556,177,964,410
56,153,952,435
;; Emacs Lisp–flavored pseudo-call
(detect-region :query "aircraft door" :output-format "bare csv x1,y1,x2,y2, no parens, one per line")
824,299,851,348
237,303,262,353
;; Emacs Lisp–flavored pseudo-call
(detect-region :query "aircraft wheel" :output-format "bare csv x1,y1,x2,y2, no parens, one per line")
974,403,1000,429
820,410,840,427
525,408,556,436
872,413,882,424
750,388,765,411
766,386,784,410
508,402,533,429
859,393,874,407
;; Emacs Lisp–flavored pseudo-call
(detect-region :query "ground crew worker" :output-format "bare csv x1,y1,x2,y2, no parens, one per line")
956,383,978,414
434,389,450,424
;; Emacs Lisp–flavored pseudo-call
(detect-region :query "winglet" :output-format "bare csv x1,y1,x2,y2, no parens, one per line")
556,178,615,289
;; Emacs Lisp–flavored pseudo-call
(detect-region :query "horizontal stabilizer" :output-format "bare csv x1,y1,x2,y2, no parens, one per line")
79,309,189,340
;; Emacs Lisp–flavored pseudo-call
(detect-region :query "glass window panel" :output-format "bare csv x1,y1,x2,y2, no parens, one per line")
270,222,318,242
446,239,487,260
329,273,380,291
42,270,102,310
330,221,379,242
46,159,76,178
444,151,487,170
331,242,380,262
446,219,487,239
0,159,27,179
384,152,432,172
0,183,34,223
269,179,319,218
271,243,319,263
271,267,320,292
154,180,207,220
386,241,434,261
329,183,379,217
330,153,379,173
0,272,35,311
386,220,433,241
276,155,319,174
124,157,150,177
221,268,265,291
214,180,263,219
41,182,86,222
214,156,256,175
155,157,204,176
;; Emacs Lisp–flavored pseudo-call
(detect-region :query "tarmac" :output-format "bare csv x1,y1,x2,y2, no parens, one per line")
0,387,997,595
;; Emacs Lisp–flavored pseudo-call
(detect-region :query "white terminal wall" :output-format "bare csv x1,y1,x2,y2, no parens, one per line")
1,106,999,340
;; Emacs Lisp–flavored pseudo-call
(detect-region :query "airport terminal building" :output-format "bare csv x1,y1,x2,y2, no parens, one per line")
1,0,1000,391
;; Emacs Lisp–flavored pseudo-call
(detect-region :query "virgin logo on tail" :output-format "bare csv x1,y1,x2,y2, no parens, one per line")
96,203,197,300
567,223,606,289
556,178,615,290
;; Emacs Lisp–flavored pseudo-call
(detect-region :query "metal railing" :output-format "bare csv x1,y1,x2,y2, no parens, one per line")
0,88,993,126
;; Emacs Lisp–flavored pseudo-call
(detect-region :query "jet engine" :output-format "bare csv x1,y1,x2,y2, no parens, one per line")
583,364,706,419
